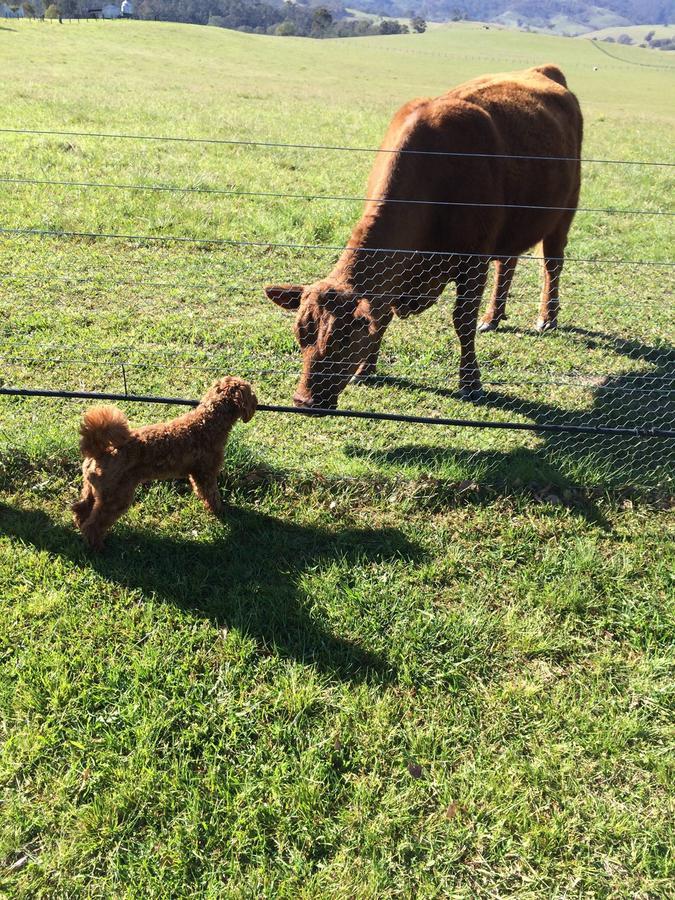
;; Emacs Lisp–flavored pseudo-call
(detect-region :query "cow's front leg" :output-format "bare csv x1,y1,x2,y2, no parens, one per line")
478,256,517,332
454,261,488,400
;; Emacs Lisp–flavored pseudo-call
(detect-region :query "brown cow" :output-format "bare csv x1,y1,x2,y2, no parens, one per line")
266,64,583,409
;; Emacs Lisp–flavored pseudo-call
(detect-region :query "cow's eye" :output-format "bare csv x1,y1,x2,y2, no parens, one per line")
296,315,318,348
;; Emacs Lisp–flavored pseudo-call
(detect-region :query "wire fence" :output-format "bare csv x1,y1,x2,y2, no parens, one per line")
1,234,673,490
5,175,674,216
1,126,674,166
1,121,673,490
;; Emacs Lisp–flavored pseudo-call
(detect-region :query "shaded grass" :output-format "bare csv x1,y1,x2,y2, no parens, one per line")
1,475,673,896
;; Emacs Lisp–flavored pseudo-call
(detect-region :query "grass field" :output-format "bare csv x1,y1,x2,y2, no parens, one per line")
584,23,675,42
1,19,674,897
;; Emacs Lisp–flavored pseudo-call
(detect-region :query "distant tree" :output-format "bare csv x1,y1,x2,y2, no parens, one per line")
603,35,615,41
645,29,655,41
275,18,296,35
22,1,36,14
311,6,332,37
59,0,78,15
44,2,59,16
410,14,425,32
379,18,405,33
617,33,632,43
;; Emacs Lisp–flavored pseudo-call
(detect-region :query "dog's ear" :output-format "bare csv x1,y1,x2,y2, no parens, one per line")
221,378,257,423
237,383,257,423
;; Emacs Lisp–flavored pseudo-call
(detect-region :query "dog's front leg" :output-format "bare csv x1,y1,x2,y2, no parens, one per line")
189,467,222,516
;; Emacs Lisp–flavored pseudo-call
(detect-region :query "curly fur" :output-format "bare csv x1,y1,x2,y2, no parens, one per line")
79,405,131,457
72,376,257,550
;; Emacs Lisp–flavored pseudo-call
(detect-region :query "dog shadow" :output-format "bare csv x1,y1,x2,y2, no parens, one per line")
0,500,422,683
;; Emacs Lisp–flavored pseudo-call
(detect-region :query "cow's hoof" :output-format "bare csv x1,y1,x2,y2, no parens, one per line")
535,318,558,334
459,384,485,403
351,371,377,385
478,320,499,333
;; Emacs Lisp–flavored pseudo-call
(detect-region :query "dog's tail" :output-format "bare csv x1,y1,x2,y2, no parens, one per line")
79,405,131,458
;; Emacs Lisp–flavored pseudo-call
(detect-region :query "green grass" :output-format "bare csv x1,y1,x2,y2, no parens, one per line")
0,19,674,897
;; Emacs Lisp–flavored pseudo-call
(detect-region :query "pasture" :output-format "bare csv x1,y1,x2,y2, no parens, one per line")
1,19,674,897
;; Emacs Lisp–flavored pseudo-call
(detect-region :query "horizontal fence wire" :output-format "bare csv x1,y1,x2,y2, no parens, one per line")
2,387,673,439
1,126,674,167
1,227,673,265
1,277,671,307
5,347,674,390
3,175,673,216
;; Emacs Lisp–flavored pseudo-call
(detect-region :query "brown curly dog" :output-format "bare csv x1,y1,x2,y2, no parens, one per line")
72,376,257,550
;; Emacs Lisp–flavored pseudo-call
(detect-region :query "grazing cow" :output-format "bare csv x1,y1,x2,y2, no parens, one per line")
266,64,583,409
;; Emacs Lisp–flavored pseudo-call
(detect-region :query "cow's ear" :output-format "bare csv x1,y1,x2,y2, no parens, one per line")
265,285,303,310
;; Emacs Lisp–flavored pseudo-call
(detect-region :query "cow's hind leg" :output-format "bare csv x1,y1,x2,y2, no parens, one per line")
536,222,572,333
478,257,517,333
455,261,489,400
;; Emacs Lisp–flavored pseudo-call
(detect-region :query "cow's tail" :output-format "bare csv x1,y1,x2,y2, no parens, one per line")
79,405,131,458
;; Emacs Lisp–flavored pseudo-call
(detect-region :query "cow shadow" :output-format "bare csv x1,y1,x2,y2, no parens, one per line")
350,327,674,493
0,501,422,683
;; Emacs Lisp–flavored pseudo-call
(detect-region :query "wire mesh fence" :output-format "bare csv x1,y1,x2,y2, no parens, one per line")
1,236,673,491
1,111,673,490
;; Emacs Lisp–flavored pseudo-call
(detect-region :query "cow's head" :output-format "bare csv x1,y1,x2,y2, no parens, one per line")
265,282,379,410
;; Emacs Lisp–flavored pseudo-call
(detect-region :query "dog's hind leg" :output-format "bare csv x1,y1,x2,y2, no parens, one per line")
189,467,222,516
80,482,137,550
72,481,96,529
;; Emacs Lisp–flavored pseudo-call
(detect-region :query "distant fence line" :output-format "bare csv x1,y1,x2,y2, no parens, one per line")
4,23,675,75
2,175,672,217
1,227,673,265
1,127,674,167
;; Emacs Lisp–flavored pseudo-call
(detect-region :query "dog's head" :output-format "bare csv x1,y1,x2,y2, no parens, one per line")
206,377,257,423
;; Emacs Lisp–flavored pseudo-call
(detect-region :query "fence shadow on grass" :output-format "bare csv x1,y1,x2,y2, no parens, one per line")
354,327,674,493
0,500,422,683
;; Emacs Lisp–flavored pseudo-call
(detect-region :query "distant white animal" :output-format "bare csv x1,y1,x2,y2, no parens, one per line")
593,66,599,70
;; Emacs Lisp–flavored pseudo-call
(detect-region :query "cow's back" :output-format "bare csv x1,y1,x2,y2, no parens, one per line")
350,65,583,261
445,65,582,171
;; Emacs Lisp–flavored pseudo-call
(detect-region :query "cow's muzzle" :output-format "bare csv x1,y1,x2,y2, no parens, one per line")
293,392,337,414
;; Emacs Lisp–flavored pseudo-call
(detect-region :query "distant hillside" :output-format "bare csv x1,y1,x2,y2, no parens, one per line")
353,0,675,32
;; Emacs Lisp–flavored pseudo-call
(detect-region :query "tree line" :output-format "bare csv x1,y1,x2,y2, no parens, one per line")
18,0,427,38
139,0,427,38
